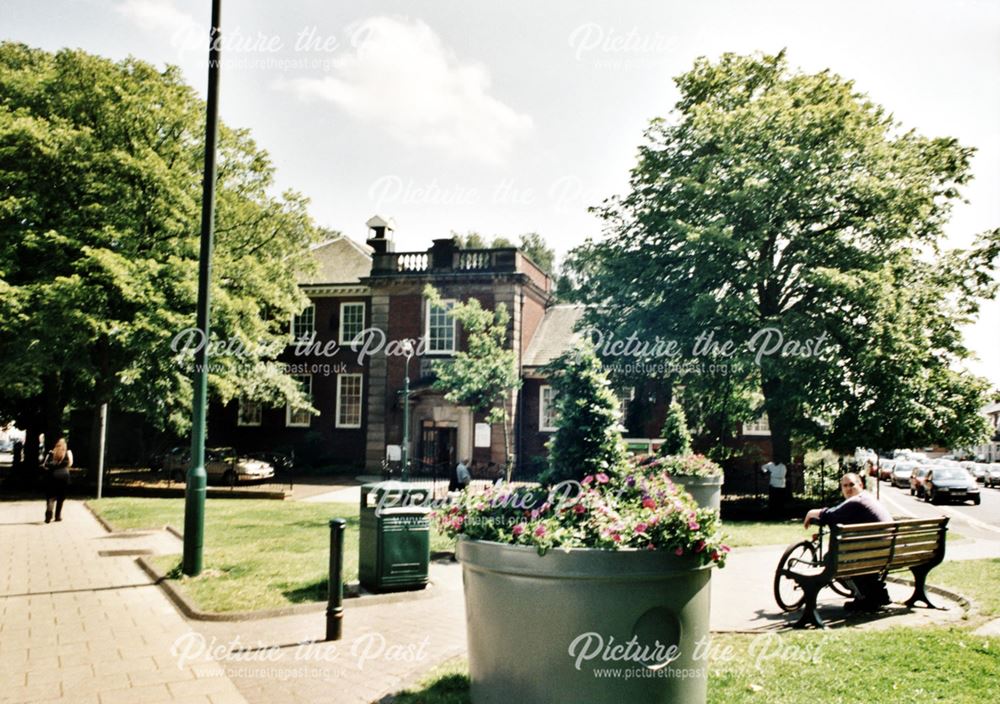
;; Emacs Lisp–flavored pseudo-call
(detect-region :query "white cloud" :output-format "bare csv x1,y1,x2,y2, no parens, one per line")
283,16,533,164
115,0,201,56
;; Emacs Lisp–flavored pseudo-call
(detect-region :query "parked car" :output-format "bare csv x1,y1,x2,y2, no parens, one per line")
892,462,915,489
924,467,981,505
910,466,931,497
878,459,896,482
247,451,294,473
205,447,275,484
985,464,1000,488
160,447,275,484
160,446,190,481
964,462,989,483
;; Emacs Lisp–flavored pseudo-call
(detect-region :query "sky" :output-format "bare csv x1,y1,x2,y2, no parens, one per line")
3,0,999,387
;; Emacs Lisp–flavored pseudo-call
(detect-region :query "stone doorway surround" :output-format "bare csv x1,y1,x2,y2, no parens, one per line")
411,394,473,466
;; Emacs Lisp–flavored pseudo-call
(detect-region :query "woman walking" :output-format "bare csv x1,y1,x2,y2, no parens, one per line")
42,437,72,523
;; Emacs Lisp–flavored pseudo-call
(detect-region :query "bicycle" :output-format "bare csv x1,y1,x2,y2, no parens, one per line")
773,524,856,612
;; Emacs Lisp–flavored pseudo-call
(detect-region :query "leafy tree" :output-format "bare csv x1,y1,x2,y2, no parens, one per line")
451,231,490,249
543,344,627,484
824,254,992,453
516,232,556,275
424,284,521,480
0,43,321,472
577,50,994,462
659,402,692,456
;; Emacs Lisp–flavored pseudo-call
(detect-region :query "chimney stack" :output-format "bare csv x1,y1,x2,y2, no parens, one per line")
365,214,396,254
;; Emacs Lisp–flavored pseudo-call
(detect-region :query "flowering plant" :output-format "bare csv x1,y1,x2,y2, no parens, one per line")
433,469,729,567
634,453,723,478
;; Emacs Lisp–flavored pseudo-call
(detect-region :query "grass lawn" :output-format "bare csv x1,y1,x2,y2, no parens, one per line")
395,627,998,704
720,521,814,548
929,558,1000,618
87,497,455,613
391,558,999,703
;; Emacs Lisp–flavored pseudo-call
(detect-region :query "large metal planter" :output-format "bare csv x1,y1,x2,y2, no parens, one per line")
670,474,723,512
457,538,714,704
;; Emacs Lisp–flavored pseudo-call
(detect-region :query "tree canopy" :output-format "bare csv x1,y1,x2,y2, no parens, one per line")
0,42,323,462
569,51,995,461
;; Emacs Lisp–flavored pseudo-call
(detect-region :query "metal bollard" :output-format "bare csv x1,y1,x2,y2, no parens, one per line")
326,518,346,641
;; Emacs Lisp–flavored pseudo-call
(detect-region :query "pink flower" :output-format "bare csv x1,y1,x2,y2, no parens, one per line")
534,524,547,537
635,522,648,533
674,547,684,556
595,473,610,484
574,503,586,515
512,523,526,536
647,515,659,526
710,550,720,562
642,497,656,510
688,521,700,531
646,543,656,551
582,475,594,486
722,545,731,553
612,533,622,543
695,540,706,553
530,509,540,520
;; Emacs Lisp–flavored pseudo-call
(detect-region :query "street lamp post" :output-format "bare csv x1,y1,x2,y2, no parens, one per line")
401,340,414,482
183,0,222,577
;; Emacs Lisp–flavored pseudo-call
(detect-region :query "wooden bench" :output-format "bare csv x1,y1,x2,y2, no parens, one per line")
792,516,949,628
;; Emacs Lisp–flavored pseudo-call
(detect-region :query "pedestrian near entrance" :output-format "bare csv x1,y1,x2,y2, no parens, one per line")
761,458,787,516
41,437,72,523
456,458,471,490
803,472,893,611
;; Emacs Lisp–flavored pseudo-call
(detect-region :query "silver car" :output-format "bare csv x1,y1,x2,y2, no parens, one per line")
968,463,989,483
985,464,1000,488
892,462,915,489
206,447,275,484
162,447,274,484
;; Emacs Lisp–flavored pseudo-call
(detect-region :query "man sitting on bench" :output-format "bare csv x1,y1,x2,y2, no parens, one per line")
803,472,893,612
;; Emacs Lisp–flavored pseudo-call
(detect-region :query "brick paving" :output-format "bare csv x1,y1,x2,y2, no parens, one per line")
0,500,247,704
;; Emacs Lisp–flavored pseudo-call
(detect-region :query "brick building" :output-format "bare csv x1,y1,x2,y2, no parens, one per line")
211,217,562,477
210,216,773,479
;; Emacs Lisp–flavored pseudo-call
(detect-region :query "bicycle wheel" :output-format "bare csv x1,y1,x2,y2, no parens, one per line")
774,541,819,612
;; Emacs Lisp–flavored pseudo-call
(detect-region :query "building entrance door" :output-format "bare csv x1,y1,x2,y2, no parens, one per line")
419,421,457,480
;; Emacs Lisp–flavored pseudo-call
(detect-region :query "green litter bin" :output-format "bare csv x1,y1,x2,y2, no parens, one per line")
359,482,431,592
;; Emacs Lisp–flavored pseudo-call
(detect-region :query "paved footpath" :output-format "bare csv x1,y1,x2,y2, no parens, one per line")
0,499,247,704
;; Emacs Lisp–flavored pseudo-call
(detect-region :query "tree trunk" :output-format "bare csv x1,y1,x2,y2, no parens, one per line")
761,374,793,465
40,373,65,452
